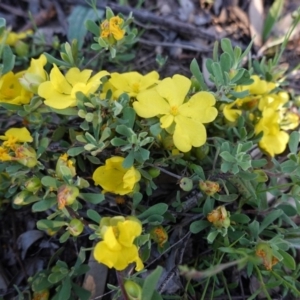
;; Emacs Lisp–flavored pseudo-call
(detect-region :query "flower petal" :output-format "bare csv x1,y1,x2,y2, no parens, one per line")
173,115,206,152
133,89,170,118
1,127,33,142
94,241,118,268
65,68,92,86
44,95,76,109
160,114,174,128
139,71,159,90
156,75,190,107
50,64,72,94
103,227,122,251
118,220,142,247
179,91,218,123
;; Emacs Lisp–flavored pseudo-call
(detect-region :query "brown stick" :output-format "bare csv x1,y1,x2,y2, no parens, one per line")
63,0,217,41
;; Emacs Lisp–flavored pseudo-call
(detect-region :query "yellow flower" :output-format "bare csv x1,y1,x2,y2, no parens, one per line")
255,108,289,156
100,16,125,41
238,75,277,95
207,206,230,228
280,111,299,130
1,30,32,47
222,100,242,122
109,71,159,98
38,65,109,109
133,75,218,152
94,216,144,271
19,54,48,93
0,127,33,145
0,71,33,105
93,156,141,195
0,146,11,161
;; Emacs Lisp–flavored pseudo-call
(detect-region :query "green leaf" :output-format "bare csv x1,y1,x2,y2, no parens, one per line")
207,231,219,243
41,176,57,188
220,52,232,73
259,209,283,233
278,250,296,270
276,204,297,217
211,62,224,85
71,282,91,300
262,0,284,41
43,52,70,67
248,220,259,239
67,6,104,49
57,277,72,300
86,19,101,36
48,272,67,284
79,193,105,204
37,137,50,157
190,220,210,234
190,58,208,91
67,147,85,156
230,214,250,224
288,131,299,154
213,193,238,203
36,219,66,230
32,198,57,212
141,266,163,300
87,209,101,223
2,45,15,74
220,38,234,61
138,203,168,220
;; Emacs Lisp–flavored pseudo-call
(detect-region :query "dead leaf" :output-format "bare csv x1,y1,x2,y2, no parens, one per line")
248,0,264,49
17,230,44,260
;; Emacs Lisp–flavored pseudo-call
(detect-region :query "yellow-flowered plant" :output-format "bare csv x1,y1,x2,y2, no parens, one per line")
93,156,141,195
0,71,32,104
94,216,144,271
109,71,159,98
133,74,218,152
100,16,125,41
1,30,32,47
38,65,109,109
19,54,48,93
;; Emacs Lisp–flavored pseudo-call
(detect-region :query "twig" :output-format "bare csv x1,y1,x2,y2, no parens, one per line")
138,38,212,53
63,0,217,41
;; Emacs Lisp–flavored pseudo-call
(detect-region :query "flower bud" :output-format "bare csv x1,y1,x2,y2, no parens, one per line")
13,190,31,205
199,180,220,196
148,167,160,178
150,226,168,247
14,40,29,57
161,135,174,150
124,280,142,300
33,289,49,300
57,185,79,209
24,177,41,193
15,145,37,168
207,206,230,229
256,242,279,270
68,219,84,237
193,144,209,160
19,73,44,93
56,154,76,179
179,177,193,191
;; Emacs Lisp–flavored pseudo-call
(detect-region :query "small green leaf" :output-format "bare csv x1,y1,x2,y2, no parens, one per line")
259,209,283,233
32,198,57,212
190,220,210,234
79,193,105,204
278,250,296,270
190,58,208,91
87,209,101,223
230,214,250,224
289,131,299,154
138,203,168,220
262,0,284,41
67,147,85,156
141,266,163,300
207,231,219,243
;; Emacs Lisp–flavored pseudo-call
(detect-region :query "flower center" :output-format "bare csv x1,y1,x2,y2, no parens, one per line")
132,83,140,93
170,105,179,116
112,226,120,238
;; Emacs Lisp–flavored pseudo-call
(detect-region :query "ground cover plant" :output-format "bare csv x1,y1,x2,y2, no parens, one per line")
1,1,300,299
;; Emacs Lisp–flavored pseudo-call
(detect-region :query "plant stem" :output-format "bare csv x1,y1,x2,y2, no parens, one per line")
271,270,300,296
116,271,129,300
254,265,272,300
83,49,105,69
